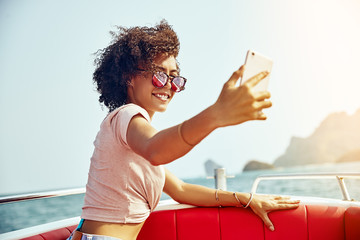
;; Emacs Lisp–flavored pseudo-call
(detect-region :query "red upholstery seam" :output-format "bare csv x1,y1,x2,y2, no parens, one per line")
38,234,47,240
262,213,265,240
342,208,346,240
218,208,222,240
175,210,178,240
305,205,309,240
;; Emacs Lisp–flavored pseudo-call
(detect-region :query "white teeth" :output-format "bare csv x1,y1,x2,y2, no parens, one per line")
154,93,169,100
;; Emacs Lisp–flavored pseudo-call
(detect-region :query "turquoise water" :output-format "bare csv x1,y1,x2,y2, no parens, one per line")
1,162,359,234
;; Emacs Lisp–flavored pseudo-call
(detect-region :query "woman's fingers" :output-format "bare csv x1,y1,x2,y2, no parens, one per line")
225,65,245,87
214,66,272,126
241,83,272,120
250,100,272,120
274,196,290,200
271,196,300,210
250,194,300,232
252,111,267,120
271,195,301,206
272,195,301,203
243,71,269,88
259,212,275,231
276,199,301,204
253,100,272,110
259,201,299,231
275,203,301,210
253,90,271,101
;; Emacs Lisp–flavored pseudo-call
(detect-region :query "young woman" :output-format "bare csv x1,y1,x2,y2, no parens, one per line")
68,20,299,240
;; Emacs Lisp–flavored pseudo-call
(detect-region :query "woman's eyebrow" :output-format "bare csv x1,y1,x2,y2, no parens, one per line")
155,66,179,74
170,69,179,75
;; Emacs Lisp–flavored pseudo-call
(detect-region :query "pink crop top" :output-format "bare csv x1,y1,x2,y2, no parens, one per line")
81,104,165,223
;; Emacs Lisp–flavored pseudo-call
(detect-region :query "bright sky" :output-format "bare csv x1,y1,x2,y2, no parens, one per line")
1,0,360,195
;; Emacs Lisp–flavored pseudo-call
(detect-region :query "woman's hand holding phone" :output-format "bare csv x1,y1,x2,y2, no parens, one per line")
211,65,272,128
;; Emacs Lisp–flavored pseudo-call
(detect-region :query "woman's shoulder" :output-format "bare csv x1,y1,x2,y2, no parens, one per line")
107,103,150,122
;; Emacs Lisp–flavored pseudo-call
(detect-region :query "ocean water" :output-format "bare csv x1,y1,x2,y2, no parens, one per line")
1,161,360,234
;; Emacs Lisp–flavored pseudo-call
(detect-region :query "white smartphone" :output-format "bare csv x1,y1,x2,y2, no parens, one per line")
241,50,273,92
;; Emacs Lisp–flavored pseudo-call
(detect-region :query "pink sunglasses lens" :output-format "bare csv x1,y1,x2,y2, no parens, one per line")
171,85,179,92
152,74,166,88
172,77,184,92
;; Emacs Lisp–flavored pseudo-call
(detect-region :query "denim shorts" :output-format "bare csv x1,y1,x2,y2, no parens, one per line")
67,231,122,240
67,219,122,240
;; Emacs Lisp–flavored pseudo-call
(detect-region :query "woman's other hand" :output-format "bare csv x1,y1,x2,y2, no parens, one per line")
249,194,300,231
212,65,272,127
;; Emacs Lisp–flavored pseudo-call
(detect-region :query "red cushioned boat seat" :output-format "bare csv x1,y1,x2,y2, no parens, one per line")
345,206,360,240
20,204,360,240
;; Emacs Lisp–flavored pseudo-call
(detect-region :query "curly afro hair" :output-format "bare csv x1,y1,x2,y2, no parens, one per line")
93,20,180,112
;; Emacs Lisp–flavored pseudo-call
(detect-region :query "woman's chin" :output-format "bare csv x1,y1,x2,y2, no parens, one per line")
154,101,171,113
157,106,168,112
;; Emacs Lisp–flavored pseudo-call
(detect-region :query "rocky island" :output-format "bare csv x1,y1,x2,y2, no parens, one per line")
204,109,360,173
241,108,360,171
274,109,360,167
242,160,274,171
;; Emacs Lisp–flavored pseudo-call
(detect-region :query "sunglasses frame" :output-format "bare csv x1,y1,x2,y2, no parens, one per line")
152,71,187,93
136,68,187,93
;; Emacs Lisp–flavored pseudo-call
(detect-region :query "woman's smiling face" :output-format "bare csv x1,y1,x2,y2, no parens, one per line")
127,54,179,118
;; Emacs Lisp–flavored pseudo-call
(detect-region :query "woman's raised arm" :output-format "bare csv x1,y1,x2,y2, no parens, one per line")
127,66,272,165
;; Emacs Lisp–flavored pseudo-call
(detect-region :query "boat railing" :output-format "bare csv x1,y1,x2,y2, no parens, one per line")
250,172,360,201
2,172,360,204
0,187,86,204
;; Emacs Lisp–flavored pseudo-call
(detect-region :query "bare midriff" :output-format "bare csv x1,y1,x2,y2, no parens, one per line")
80,219,145,240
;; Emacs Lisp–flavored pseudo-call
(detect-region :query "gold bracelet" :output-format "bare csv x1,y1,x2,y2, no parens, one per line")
178,122,195,147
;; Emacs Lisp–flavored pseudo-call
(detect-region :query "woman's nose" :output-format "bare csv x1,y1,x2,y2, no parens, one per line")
164,79,172,89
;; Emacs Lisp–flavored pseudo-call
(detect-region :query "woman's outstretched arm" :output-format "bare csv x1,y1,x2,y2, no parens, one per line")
163,168,300,231
127,66,272,165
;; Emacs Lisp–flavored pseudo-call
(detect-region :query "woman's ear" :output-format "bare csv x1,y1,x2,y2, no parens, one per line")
127,79,134,87
126,79,135,104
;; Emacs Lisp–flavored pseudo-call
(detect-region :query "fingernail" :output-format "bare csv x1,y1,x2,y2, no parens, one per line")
269,226,275,231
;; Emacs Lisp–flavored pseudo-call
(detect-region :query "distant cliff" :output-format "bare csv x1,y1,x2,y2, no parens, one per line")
337,148,360,163
274,109,360,167
243,160,274,171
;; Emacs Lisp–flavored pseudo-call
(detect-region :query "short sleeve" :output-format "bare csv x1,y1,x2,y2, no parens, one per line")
114,104,151,146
